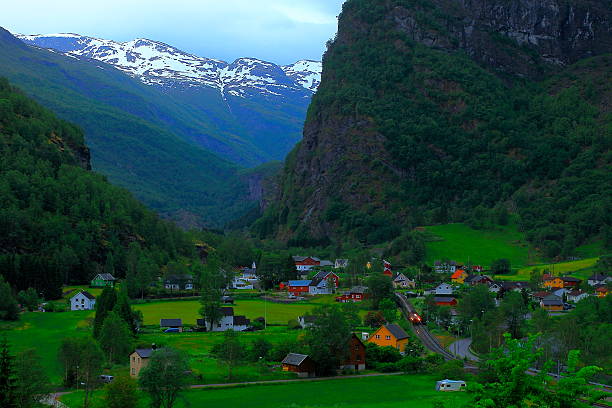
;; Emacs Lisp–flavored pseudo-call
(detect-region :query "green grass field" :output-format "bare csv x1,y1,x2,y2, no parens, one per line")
424,223,539,269
1,311,93,384
134,296,358,326
495,257,600,281
61,375,471,408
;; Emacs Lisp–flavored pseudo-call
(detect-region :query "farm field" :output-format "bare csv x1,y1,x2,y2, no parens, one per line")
0,311,93,384
134,295,358,326
424,223,539,269
495,257,600,281
60,374,472,408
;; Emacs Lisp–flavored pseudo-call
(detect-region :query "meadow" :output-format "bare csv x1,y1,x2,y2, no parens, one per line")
133,295,356,326
0,311,93,384
424,223,538,269
60,374,472,408
495,257,600,281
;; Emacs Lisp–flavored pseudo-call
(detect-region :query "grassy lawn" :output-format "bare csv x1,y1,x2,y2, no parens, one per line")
134,296,362,326
424,223,539,269
61,374,472,408
495,257,600,281
1,311,93,384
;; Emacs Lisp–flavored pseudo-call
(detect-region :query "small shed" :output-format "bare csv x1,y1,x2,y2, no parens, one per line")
282,353,316,377
436,379,466,392
160,318,183,332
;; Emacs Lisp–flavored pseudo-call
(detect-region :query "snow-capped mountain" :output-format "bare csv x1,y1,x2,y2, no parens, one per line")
15,33,322,99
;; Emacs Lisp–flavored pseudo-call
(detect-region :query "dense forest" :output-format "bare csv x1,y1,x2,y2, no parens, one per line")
0,78,199,298
256,0,611,258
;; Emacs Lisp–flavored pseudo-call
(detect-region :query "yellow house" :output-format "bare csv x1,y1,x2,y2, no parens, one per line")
130,348,153,378
543,277,564,289
451,269,468,284
367,324,410,353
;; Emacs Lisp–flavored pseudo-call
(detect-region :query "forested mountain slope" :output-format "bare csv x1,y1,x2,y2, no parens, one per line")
0,27,255,227
256,0,612,258
0,78,199,298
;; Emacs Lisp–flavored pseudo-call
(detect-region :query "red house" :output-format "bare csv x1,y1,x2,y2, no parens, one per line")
435,297,457,306
336,286,368,303
341,334,366,371
383,260,393,277
560,276,581,288
287,280,311,296
293,256,321,272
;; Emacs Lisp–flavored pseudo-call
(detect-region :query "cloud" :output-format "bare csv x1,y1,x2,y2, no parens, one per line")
272,4,338,25
1,0,346,64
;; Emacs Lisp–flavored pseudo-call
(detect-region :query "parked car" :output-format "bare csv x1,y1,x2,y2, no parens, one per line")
99,375,114,383
164,328,180,333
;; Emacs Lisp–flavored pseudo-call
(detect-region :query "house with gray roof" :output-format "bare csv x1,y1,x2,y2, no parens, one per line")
282,353,316,377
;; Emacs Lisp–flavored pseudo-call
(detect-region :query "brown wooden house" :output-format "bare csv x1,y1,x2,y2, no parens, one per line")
282,353,316,377
341,333,366,371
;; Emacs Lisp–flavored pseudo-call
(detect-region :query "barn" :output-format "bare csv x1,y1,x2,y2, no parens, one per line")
282,353,316,377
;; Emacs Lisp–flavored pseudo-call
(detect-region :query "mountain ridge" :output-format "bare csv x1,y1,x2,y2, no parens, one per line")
15,32,322,96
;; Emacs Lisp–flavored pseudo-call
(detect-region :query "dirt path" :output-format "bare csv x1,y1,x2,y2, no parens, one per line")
190,372,404,388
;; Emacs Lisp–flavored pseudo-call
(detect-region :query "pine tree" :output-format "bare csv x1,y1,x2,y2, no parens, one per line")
113,287,140,334
99,312,133,363
0,338,17,408
93,286,117,338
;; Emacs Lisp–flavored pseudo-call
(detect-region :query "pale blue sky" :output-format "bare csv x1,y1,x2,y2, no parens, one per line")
3,0,346,65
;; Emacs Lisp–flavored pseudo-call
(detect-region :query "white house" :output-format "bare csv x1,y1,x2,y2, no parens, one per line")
434,261,457,274
434,283,454,296
567,290,590,303
587,274,610,287
70,291,96,311
488,283,503,294
309,278,332,295
393,273,415,289
308,271,339,295
334,259,349,269
201,307,250,332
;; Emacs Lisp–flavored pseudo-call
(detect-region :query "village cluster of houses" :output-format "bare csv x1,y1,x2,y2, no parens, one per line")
427,264,609,317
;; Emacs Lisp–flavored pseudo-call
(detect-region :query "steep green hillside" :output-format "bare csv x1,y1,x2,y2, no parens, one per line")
0,28,253,227
0,78,199,298
257,0,611,259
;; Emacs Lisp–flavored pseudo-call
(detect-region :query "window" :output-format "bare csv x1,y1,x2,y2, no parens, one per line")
385,335,391,340
375,335,380,339
131,368,135,375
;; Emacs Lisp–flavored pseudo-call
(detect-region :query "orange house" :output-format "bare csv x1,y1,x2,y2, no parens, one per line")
543,276,564,289
544,276,582,289
451,269,468,284
596,286,608,298
367,324,410,354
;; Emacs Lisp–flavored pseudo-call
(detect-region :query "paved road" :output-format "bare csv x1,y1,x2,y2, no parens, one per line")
191,372,404,388
448,338,480,361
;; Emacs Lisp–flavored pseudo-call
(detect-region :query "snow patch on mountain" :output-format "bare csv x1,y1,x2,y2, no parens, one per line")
16,33,322,99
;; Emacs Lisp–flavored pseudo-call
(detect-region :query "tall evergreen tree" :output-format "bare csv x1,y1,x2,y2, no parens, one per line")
0,338,17,408
93,287,117,338
199,254,223,330
99,312,133,363
113,287,140,334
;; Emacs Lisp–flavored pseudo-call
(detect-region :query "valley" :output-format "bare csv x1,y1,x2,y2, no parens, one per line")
0,0,610,407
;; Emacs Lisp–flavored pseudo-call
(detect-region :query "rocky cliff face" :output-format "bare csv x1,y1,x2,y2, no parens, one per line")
389,0,612,78
260,0,611,248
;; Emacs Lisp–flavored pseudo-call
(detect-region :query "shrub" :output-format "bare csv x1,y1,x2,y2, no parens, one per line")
287,319,301,330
